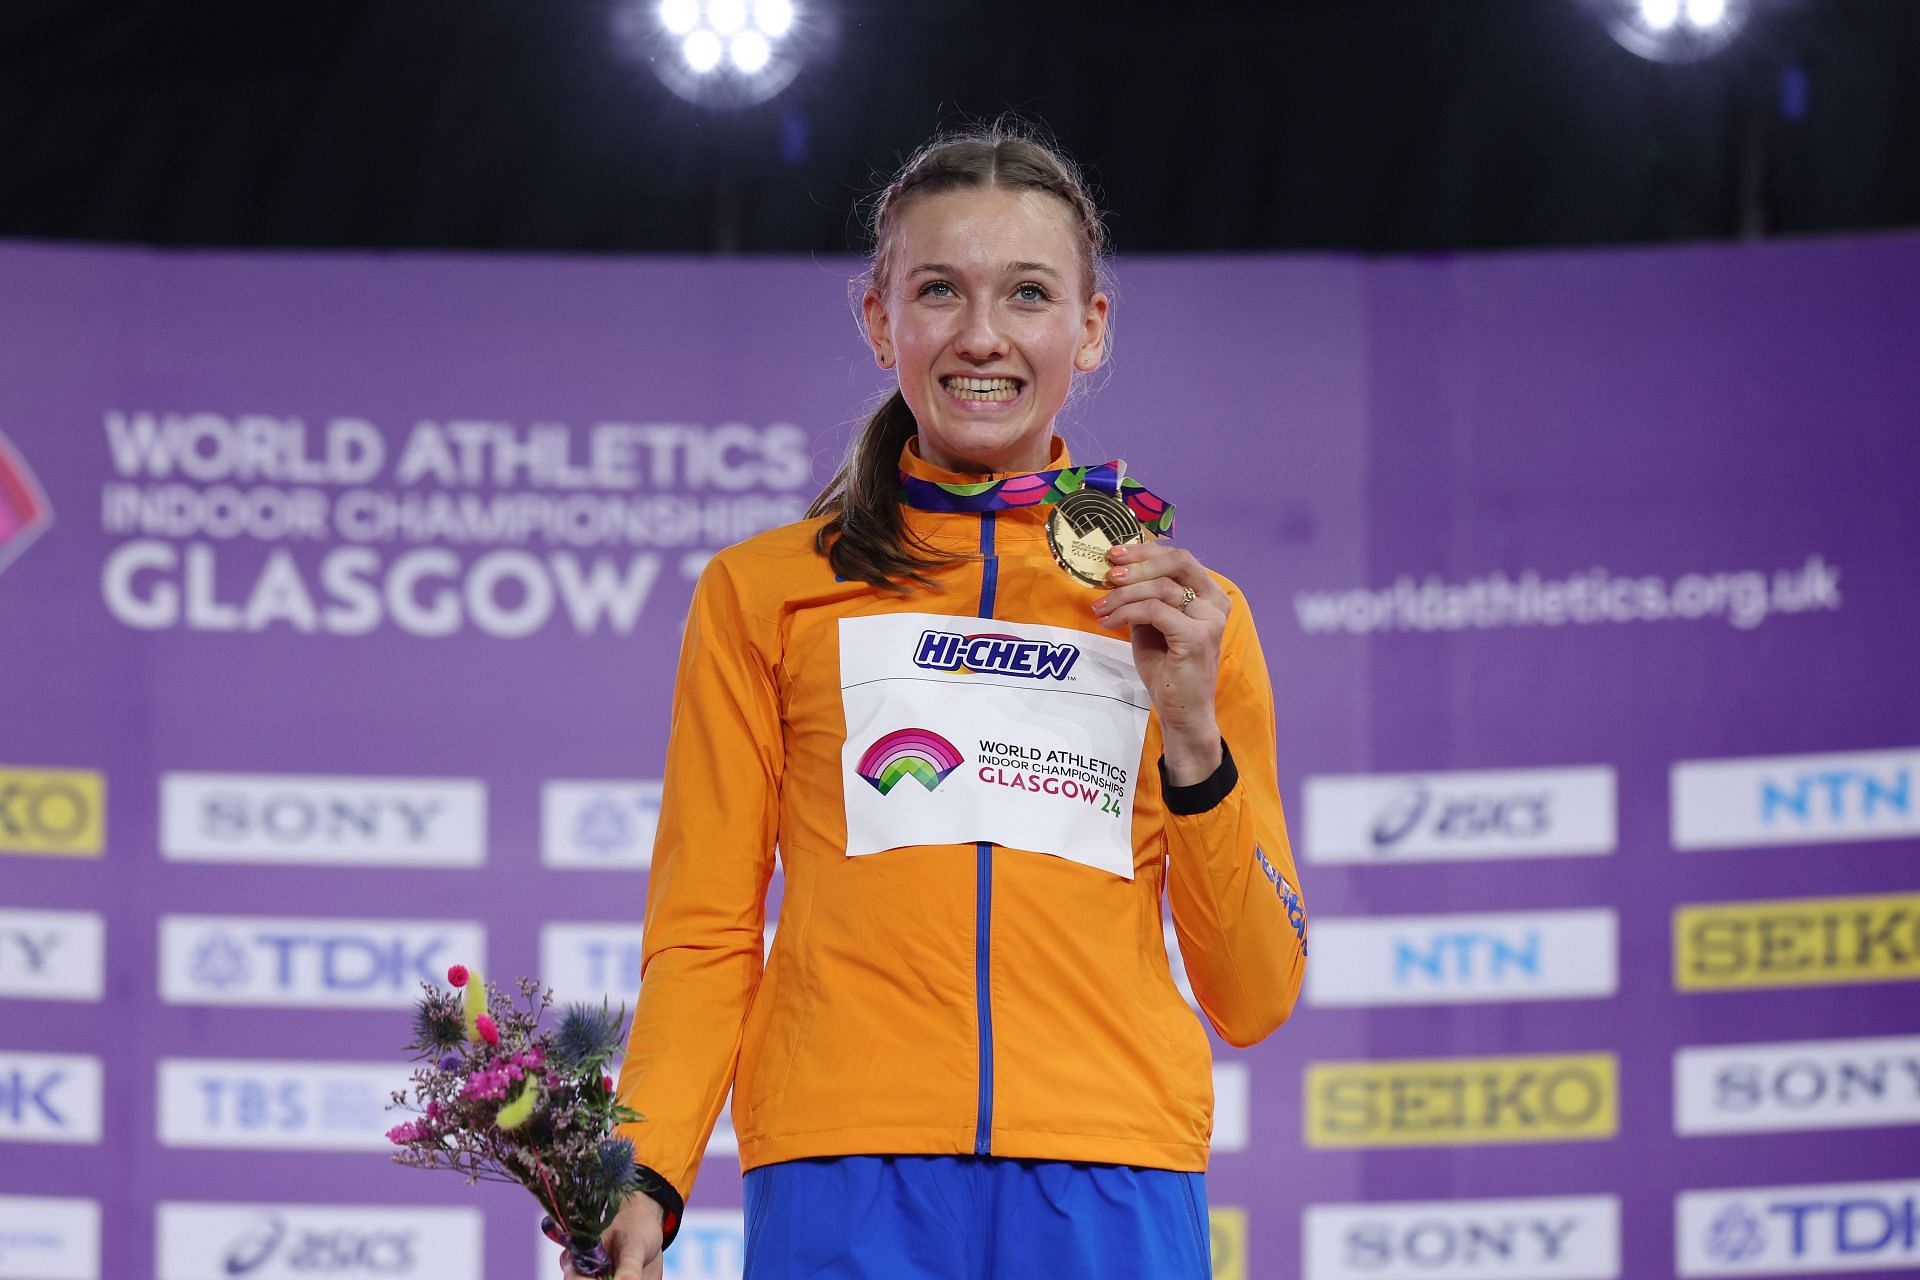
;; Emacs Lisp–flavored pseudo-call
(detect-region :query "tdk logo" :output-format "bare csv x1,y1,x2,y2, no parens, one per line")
1679,1179,1920,1276
913,630,1079,680
0,1052,103,1144
160,916,485,1009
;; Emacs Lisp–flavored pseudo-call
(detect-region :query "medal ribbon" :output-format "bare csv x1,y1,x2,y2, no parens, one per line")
898,460,1175,535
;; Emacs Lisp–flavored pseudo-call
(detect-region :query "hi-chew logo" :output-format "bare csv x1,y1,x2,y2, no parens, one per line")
857,729,964,795
0,1194,100,1280
1677,1177,1920,1276
0,432,53,579
913,630,1080,680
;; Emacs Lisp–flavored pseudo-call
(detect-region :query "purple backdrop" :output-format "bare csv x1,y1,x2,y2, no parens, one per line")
2,235,1918,1280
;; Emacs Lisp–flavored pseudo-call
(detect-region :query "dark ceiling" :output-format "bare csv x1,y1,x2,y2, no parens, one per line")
4,0,1917,256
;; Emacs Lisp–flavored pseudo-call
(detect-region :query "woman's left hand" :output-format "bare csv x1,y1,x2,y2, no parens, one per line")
1091,541,1230,785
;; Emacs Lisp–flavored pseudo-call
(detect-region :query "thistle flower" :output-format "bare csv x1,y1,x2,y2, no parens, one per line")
551,1002,625,1073
591,1138,642,1196
411,995,468,1052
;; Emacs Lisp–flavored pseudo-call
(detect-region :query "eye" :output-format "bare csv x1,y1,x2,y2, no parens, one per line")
917,280,956,299
1013,282,1052,303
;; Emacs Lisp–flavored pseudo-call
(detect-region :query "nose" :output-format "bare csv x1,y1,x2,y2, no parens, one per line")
954,299,1007,362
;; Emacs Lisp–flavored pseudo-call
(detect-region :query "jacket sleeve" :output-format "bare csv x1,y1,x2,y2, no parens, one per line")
615,550,782,1219
1160,583,1308,1047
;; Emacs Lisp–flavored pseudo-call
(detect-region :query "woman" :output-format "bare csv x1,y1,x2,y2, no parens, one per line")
568,127,1308,1280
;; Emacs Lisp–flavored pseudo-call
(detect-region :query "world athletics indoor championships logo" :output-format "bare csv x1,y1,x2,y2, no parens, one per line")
0,431,53,578
857,728,964,795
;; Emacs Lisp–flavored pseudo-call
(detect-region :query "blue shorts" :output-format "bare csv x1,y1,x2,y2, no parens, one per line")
739,1155,1213,1280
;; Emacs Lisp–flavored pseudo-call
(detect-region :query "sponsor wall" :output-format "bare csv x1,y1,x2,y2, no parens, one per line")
2,236,1917,1279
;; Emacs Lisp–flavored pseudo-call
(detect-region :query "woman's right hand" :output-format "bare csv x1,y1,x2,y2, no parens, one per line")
559,1194,665,1280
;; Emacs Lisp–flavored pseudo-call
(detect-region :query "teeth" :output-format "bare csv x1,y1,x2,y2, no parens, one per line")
944,376,1021,400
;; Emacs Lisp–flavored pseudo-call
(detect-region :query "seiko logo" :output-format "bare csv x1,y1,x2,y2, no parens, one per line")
1304,767,1615,865
160,916,485,1008
913,630,1080,679
0,768,105,857
1675,1035,1920,1136
1308,910,1618,1008
161,774,485,866
1678,1179,1920,1276
1304,1196,1621,1280
1306,1054,1618,1148
1674,893,1920,991
1673,748,1920,850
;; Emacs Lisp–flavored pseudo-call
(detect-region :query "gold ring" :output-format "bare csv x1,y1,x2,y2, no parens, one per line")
1178,585,1197,613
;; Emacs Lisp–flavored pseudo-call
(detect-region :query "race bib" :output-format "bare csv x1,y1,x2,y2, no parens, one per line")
839,612,1150,879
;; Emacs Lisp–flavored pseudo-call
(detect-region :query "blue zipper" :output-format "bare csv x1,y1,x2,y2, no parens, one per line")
973,511,998,1156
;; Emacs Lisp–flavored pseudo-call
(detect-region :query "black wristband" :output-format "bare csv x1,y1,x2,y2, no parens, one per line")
633,1163,685,1250
1158,739,1239,815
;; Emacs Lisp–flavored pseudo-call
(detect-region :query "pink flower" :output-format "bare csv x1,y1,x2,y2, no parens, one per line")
602,1075,615,1092
447,965,469,988
474,1014,499,1046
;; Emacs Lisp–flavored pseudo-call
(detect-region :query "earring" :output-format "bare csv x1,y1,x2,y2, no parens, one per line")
878,348,893,368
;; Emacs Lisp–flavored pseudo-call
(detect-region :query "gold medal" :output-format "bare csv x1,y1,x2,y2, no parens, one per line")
1047,489,1146,587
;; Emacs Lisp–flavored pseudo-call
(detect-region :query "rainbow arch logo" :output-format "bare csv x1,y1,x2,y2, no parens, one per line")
856,728,964,796
0,431,53,578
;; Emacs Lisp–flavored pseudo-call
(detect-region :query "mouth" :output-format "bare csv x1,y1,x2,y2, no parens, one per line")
940,375,1025,404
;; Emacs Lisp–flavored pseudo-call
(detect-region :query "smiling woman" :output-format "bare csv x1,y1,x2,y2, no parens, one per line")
577,123,1309,1280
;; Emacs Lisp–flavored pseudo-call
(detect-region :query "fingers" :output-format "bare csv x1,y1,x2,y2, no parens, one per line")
1106,543,1231,613
643,1254,665,1280
1093,575,1219,626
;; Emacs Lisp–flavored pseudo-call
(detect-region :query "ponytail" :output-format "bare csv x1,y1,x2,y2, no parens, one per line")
808,391,955,591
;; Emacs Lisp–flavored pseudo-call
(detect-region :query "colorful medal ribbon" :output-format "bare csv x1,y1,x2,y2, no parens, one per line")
898,460,1175,535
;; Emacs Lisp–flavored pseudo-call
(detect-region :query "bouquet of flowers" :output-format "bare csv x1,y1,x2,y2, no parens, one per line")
388,964,643,1277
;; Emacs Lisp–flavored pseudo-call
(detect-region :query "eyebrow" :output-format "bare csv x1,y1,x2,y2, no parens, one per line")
907,260,1066,281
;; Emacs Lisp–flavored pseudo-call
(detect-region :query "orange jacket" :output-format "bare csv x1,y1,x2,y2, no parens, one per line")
616,437,1308,1211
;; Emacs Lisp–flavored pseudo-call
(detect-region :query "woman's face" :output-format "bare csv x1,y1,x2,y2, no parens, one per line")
864,186,1108,474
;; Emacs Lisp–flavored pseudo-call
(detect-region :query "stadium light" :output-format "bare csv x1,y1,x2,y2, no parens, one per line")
1592,0,1751,61
614,0,808,108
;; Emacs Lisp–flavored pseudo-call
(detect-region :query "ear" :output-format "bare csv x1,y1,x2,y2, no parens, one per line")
1075,291,1110,372
862,287,894,369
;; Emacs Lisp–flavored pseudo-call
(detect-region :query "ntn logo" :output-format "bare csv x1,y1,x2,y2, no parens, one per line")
1762,768,1910,825
1395,931,1541,983
912,629,1079,679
